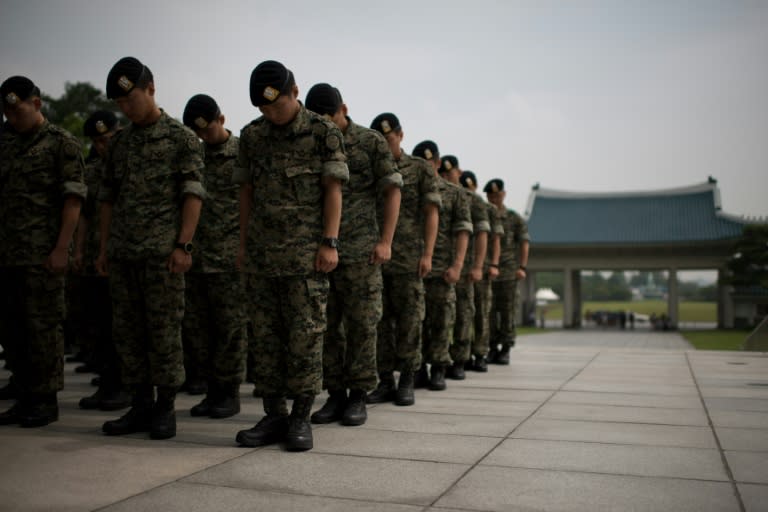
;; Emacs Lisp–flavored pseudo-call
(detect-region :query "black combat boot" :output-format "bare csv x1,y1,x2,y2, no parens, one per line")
366,374,396,404
495,345,511,365
342,389,367,426
0,378,19,400
0,399,27,426
102,386,153,435
150,386,177,440
190,382,217,417
209,383,241,419
488,344,499,364
236,396,289,447
446,361,466,380
414,364,430,389
20,393,59,428
79,387,109,410
285,394,314,451
99,389,130,411
471,355,488,372
310,389,347,424
429,365,447,391
395,370,415,406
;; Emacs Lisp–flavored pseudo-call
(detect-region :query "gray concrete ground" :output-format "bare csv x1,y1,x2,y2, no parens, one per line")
1,331,767,512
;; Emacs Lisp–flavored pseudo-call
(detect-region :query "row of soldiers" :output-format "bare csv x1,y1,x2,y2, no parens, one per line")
0,57,529,452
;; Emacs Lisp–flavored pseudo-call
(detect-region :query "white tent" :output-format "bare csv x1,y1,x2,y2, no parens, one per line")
535,288,560,302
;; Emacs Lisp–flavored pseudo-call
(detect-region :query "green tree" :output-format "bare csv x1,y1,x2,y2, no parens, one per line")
726,224,768,288
41,81,121,153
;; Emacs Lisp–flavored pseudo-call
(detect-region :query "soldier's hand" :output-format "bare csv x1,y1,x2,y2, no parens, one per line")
418,254,432,278
45,247,70,274
443,264,462,284
469,265,483,283
315,246,338,273
71,249,84,274
167,249,192,274
489,266,500,280
516,268,527,280
369,241,392,265
95,252,109,276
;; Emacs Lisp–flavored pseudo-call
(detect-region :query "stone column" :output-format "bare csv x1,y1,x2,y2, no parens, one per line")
667,268,679,329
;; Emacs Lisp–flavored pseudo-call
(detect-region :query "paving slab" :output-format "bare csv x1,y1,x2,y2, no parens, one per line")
549,390,703,409
535,402,710,426
482,438,728,481
436,466,739,512
511,418,717,448
716,427,768,452
739,483,768,512
705,397,768,413
359,408,525,437
710,409,768,429
725,450,768,484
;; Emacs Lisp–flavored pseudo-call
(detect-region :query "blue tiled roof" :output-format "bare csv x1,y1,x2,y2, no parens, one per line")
526,182,747,245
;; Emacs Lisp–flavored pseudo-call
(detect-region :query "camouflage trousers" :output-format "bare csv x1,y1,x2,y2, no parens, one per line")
324,262,382,392
472,278,493,357
109,260,185,389
183,272,247,388
0,266,65,394
245,273,328,397
490,278,519,348
422,277,456,366
450,277,476,364
377,272,425,374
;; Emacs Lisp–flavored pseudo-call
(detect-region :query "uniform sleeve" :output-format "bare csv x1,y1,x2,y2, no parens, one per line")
232,126,253,185
371,131,403,192
418,160,442,208
471,194,491,233
320,124,349,183
177,129,206,199
452,188,473,234
489,204,504,235
58,135,87,200
517,214,531,242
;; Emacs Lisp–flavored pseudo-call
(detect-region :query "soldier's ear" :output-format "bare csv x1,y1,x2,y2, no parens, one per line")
32,96,42,110
290,84,299,99
147,81,156,97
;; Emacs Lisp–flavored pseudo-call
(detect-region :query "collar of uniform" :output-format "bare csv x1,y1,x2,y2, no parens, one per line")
206,130,237,156
342,117,361,146
265,102,311,138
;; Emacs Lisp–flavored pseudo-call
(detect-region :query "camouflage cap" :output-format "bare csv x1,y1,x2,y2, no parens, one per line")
106,57,151,99
305,83,342,117
439,155,459,174
1,76,40,108
183,94,220,130
249,60,295,107
460,170,478,189
412,140,439,161
370,112,401,135
483,178,505,193
83,110,118,137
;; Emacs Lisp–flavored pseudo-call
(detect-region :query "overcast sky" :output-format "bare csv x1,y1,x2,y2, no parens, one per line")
2,0,767,219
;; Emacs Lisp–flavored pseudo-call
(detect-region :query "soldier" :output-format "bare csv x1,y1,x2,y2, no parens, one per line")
484,179,530,365
76,111,130,411
413,144,472,391
438,157,489,380
460,170,502,372
97,57,206,440
0,76,86,427
181,94,247,419
367,119,440,407
304,84,402,425
234,61,348,452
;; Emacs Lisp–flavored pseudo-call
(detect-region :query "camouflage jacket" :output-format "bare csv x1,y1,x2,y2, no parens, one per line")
484,199,504,270
233,104,349,277
381,152,441,276
338,118,402,263
460,188,491,277
431,179,473,276
0,120,86,266
99,110,206,261
498,207,530,280
192,132,240,273
79,155,104,272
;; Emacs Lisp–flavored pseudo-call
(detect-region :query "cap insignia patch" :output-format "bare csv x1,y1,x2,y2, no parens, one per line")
263,86,280,102
194,117,208,129
466,177,475,187
117,76,134,92
444,160,453,171
5,92,19,105
491,183,499,193
424,149,433,160
95,120,108,134
381,120,391,133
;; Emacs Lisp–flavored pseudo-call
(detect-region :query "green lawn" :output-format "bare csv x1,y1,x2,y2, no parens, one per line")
680,330,749,351
540,300,716,323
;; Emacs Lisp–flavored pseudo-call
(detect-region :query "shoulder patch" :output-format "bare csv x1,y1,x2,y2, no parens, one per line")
326,133,341,151
62,140,80,159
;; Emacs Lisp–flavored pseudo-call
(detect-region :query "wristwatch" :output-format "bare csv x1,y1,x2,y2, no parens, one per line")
175,241,194,254
320,237,339,249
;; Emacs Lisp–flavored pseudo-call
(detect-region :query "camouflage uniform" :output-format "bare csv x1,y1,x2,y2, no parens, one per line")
377,153,441,373
422,180,472,366
473,201,504,358
324,119,401,392
0,120,86,395
234,105,348,397
490,208,530,349
450,189,490,364
99,111,205,389
183,132,246,391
